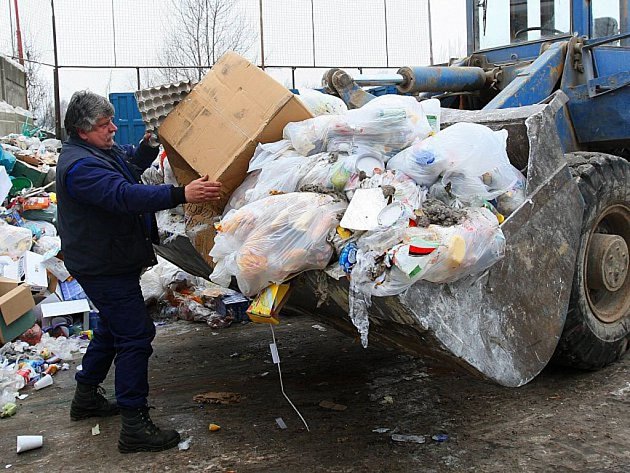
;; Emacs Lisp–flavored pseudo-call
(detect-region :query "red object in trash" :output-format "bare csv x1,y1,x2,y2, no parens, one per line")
409,244,438,256
19,323,43,345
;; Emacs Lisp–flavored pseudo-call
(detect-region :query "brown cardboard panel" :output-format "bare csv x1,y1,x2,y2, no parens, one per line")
0,276,19,296
158,51,313,260
0,284,35,325
258,97,313,143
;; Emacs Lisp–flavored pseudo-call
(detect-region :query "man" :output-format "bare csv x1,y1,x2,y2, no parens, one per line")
56,90,221,453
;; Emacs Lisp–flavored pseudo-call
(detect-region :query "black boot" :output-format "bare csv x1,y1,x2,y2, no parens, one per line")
118,407,181,453
70,383,120,421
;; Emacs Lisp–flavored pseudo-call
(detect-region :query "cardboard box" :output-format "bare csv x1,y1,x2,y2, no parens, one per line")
158,51,313,264
41,299,91,331
0,276,36,343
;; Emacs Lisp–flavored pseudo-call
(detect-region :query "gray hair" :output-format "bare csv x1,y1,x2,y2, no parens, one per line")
64,90,115,137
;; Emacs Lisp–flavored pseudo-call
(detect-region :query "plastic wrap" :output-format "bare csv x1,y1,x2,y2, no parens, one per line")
210,192,347,296
297,89,348,116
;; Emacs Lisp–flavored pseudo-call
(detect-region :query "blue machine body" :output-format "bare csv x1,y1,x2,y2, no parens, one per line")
109,93,145,146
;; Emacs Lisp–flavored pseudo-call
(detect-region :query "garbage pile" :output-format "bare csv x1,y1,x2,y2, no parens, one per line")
207,92,527,346
140,256,249,329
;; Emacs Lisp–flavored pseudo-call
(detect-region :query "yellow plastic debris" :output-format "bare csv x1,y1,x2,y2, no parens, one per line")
209,423,221,432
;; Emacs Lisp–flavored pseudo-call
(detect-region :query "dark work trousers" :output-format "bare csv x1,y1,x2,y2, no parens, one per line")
74,271,155,409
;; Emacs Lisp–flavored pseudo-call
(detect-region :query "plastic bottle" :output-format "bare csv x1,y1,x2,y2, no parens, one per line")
420,99,441,134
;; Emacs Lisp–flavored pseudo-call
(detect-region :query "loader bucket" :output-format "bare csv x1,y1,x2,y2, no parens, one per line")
155,93,585,387
286,93,585,387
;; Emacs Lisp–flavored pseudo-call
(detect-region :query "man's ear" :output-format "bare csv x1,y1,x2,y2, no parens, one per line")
77,129,88,140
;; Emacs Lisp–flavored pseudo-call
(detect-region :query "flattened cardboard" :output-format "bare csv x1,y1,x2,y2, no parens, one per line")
0,283,35,325
0,309,36,344
159,51,313,263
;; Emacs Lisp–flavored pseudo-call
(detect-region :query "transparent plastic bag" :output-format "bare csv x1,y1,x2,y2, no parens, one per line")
387,123,517,195
0,220,32,259
296,89,348,116
243,154,317,204
297,153,356,191
326,95,432,158
283,115,338,156
248,140,297,173
496,169,527,216
392,207,505,284
223,170,261,215
210,193,347,296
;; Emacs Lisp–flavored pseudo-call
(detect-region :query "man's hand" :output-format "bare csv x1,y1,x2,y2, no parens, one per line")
185,175,222,203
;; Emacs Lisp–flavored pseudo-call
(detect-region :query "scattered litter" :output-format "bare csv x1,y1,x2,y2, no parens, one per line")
33,374,53,390
178,438,191,451
319,400,347,411
209,423,221,432
311,324,327,332
16,435,43,453
380,395,394,405
61,363,70,371
260,372,269,377
230,353,239,358
432,434,449,442
275,417,288,430
372,427,390,434
17,394,28,400
391,434,426,444
193,392,242,405
610,382,630,397
76,364,82,371
91,424,100,436
1,402,17,418
5,465,12,469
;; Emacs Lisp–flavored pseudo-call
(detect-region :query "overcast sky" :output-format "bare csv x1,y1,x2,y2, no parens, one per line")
0,0,467,104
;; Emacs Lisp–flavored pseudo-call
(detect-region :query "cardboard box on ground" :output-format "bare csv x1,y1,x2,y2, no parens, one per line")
158,52,313,265
0,276,36,344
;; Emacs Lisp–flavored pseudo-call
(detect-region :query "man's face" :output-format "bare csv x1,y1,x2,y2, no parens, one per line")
78,115,117,149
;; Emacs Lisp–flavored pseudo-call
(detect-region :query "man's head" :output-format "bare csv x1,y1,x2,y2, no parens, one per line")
64,91,117,149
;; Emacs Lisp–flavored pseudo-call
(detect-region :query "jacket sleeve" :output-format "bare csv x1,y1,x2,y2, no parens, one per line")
65,157,186,214
121,141,160,173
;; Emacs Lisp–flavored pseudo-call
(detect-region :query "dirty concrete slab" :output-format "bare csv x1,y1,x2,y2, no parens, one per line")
1,315,628,472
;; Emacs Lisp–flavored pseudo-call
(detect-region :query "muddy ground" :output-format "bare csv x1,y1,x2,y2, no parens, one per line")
1,314,628,472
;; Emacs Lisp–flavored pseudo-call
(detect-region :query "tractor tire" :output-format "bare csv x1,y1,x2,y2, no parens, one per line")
552,152,630,369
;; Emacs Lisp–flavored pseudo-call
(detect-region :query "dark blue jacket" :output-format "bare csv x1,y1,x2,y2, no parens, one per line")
56,137,186,277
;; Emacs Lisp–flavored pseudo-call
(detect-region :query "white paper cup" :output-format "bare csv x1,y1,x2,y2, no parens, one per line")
16,435,43,453
34,374,53,390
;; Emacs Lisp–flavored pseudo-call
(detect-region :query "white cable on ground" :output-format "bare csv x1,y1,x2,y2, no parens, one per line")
270,324,310,432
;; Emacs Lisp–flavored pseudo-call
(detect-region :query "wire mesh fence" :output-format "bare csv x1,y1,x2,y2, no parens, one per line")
0,0,466,127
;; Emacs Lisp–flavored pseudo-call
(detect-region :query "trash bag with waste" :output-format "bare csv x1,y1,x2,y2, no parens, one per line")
296,89,348,116
387,122,521,208
210,192,347,296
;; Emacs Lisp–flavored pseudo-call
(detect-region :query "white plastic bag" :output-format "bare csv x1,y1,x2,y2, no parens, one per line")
296,89,348,116
210,193,347,296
